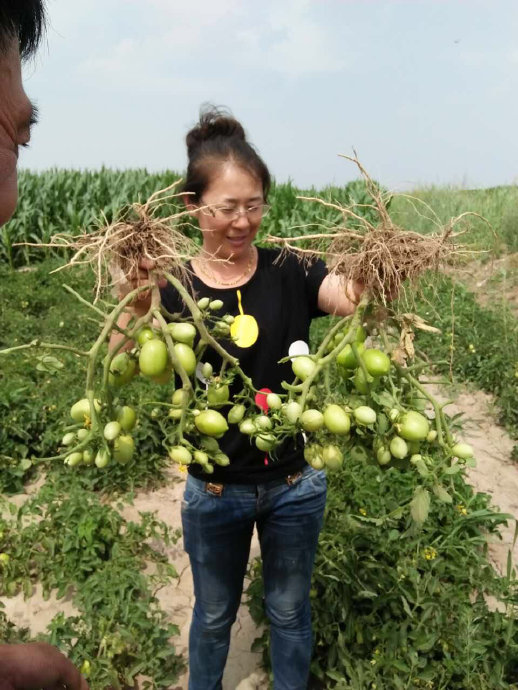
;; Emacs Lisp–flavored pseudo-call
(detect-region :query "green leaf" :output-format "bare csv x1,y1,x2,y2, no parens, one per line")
19,458,32,471
411,487,430,525
35,354,64,372
371,390,396,408
433,484,453,504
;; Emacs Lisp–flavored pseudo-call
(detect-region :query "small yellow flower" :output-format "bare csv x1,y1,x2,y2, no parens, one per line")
456,503,468,515
468,343,476,353
359,507,367,516
177,464,188,473
423,546,437,561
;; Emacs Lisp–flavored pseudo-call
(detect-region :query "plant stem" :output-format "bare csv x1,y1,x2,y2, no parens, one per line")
296,294,370,411
162,271,255,392
0,340,89,357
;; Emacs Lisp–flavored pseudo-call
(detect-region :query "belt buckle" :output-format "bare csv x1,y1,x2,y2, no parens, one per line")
206,482,224,496
285,471,302,486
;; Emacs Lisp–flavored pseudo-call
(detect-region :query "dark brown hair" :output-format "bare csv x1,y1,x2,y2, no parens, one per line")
183,105,271,202
0,0,46,59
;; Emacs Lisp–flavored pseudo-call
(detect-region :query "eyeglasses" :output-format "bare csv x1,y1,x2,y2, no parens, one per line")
199,202,271,221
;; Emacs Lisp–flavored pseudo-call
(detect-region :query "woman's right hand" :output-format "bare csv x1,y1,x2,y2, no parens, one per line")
109,259,167,352
116,258,167,317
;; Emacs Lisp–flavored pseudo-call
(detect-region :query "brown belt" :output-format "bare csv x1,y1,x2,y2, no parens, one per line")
205,471,303,497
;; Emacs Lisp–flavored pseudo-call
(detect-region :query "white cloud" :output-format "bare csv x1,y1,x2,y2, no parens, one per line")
77,0,347,88
236,0,348,76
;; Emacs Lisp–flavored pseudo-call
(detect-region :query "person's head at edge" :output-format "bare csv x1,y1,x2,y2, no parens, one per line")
0,0,45,226
182,105,271,262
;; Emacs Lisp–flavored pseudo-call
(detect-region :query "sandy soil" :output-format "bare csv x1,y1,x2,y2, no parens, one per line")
2,383,517,689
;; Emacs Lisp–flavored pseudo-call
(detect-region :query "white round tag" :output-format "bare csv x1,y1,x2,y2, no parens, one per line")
288,340,310,357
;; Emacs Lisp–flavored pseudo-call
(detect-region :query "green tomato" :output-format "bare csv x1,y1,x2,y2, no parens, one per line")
336,342,365,369
213,452,231,466
323,404,351,435
77,428,89,442
322,445,344,470
167,322,197,346
353,406,377,426
113,435,135,464
82,449,95,465
452,442,474,459
390,436,408,460
117,405,137,432
209,299,224,311
300,409,324,432
354,325,367,343
172,389,190,408
65,452,83,467
255,433,277,452
388,408,400,423
207,383,230,407
197,296,210,310
136,327,155,346
108,352,137,387
254,415,273,431
397,411,430,441
376,447,392,465
193,450,210,465
95,449,111,469
353,367,374,394
70,398,100,423
361,349,391,377
194,409,229,438
62,432,76,446
266,393,282,410
103,421,121,441
139,339,168,377
239,418,256,435
173,343,197,376
291,356,316,381
201,362,213,379
309,455,325,470
303,444,322,463
228,404,246,425
199,436,221,453
169,445,192,465
283,401,302,424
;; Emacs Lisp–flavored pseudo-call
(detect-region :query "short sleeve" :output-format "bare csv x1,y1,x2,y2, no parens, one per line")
304,257,328,318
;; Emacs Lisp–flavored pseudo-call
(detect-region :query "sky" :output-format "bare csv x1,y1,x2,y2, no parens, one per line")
20,0,518,191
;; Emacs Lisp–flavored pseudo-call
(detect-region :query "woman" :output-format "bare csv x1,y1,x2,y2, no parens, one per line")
122,107,362,690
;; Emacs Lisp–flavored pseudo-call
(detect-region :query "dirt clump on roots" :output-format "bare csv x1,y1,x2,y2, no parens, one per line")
268,154,478,305
36,183,198,301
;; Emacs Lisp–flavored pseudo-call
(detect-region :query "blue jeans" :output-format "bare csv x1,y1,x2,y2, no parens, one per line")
181,464,327,690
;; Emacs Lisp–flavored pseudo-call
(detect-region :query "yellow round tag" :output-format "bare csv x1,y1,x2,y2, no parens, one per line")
231,314,259,348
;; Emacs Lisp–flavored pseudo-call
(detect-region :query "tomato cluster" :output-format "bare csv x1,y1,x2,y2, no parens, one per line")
57,285,474,491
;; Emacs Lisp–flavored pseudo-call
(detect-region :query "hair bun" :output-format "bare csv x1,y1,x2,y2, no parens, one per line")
186,105,246,157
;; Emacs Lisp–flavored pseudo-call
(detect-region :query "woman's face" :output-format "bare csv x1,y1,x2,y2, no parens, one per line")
195,161,265,261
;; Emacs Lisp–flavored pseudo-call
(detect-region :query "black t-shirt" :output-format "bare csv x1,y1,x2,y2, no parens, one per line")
160,247,328,484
